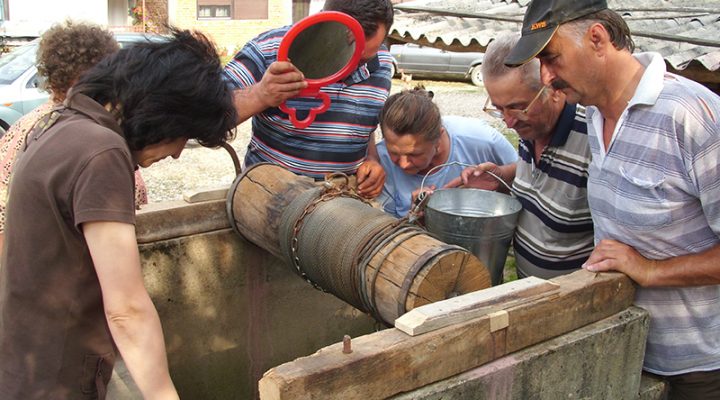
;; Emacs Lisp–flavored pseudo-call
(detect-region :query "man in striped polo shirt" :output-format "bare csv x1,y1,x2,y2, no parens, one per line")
224,0,394,198
451,33,594,280
506,0,720,397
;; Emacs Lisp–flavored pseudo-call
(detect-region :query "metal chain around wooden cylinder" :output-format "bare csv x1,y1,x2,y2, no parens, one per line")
278,176,427,322
227,163,492,326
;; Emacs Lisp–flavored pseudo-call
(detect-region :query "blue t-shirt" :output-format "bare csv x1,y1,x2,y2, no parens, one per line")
377,116,518,217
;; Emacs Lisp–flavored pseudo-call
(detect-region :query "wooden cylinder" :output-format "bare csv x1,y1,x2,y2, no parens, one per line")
227,163,492,325
227,163,316,259
366,233,491,323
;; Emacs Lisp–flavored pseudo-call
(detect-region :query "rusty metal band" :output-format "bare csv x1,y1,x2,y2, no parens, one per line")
365,227,426,310
350,220,402,317
337,202,397,308
357,224,427,324
358,216,427,312
220,142,242,176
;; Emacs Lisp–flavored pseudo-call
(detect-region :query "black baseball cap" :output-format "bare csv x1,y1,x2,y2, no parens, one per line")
504,0,608,67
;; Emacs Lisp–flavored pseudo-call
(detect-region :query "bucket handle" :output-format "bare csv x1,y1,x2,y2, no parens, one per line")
419,161,515,195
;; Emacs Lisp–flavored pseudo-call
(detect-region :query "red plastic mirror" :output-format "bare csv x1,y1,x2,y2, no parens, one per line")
277,11,366,129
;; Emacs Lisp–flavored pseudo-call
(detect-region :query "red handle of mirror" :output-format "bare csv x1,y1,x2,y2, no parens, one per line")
279,91,332,129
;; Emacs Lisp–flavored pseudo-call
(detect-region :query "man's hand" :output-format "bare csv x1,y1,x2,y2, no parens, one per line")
411,185,435,206
445,162,503,191
583,239,655,286
356,159,385,198
407,185,435,224
232,61,308,124
255,61,307,109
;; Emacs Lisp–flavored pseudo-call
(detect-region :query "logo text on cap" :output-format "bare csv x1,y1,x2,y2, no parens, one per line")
531,21,547,30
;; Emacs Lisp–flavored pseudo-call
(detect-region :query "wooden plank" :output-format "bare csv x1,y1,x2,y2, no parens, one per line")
135,199,229,243
182,187,228,203
395,276,558,336
258,270,635,400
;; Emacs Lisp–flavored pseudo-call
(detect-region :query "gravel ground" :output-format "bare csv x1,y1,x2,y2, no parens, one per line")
141,79,508,203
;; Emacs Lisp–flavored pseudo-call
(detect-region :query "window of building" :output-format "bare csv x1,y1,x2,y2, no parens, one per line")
292,0,311,23
197,0,268,20
198,5,230,18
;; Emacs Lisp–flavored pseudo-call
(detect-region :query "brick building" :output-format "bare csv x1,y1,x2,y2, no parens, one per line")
167,0,295,56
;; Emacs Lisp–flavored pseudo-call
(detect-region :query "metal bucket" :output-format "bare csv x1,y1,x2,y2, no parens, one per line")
424,188,522,286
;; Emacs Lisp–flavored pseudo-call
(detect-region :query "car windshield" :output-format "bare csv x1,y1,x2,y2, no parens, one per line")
0,42,38,85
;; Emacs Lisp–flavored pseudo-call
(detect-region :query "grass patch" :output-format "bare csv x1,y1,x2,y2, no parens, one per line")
491,121,520,149
502,250,518,283
492,122,519,284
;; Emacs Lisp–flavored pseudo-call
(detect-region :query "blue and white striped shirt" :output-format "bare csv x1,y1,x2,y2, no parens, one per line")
513,103,595,279
224,26,393,178
586,52,720,375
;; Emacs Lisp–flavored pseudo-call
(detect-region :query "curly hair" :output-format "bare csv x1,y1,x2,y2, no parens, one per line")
379,85,442,143
36,20,119,103
73,28,237,150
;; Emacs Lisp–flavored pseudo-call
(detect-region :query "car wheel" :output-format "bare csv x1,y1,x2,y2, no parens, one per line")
390,62,397,78
470,65,483,87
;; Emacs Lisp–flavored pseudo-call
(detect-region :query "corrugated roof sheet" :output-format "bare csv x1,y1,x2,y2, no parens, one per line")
390,0,720,72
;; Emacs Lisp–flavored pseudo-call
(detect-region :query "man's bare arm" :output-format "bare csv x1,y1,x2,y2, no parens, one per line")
232,61,307,124
584,240,720,287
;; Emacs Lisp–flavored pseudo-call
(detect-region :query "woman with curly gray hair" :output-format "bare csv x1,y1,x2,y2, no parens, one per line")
36,20,119,103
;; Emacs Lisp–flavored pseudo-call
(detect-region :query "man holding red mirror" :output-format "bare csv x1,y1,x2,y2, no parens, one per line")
224,0,394,198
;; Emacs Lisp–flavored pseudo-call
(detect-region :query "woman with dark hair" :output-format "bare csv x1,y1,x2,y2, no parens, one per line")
0,28,237,399
0,20,148,257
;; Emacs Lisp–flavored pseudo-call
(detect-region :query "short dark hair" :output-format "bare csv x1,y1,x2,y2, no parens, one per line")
379,86,442,142
73,28,237,150
324,0,394,38
36,20,119,103
566,9,635,52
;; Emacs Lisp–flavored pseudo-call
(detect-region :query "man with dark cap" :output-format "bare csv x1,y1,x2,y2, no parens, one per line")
504,1,720,398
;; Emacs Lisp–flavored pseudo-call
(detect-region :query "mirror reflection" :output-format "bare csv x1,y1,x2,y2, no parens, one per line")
288,21,356,80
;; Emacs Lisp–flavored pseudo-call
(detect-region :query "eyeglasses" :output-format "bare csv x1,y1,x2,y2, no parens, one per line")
483,86,547,121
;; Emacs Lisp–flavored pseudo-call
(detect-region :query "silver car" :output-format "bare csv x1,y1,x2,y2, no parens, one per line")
390,43,485,87
0,32,165,137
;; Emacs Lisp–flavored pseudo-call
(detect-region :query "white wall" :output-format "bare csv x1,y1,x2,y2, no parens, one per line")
166,0,176,26
2,0,129,38
9,0,109,28
107,0,130,27
309,0,324,15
